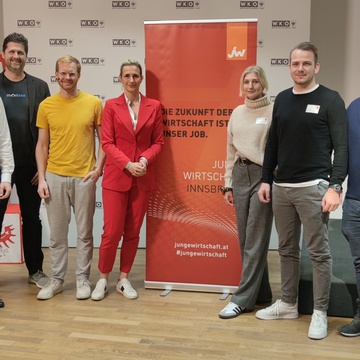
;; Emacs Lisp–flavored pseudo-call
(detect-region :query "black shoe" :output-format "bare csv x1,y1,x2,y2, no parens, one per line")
0,298,4,308
255,298,272,305
338,316,360,337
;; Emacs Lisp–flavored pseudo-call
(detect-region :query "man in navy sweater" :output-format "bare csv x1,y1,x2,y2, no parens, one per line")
338,97,360,337
256,42,348,340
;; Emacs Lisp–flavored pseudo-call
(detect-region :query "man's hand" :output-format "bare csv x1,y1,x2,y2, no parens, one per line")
0,182,12,199
83,170,102,183
258,183,271,203
37,178,50,199
31,172,39,186
322,188,342,213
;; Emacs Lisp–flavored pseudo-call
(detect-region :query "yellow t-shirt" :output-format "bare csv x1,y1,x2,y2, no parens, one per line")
36,91,103,177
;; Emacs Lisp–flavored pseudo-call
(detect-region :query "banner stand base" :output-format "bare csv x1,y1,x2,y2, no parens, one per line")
160,289,172,297
145,280,237,294
219,292,230,300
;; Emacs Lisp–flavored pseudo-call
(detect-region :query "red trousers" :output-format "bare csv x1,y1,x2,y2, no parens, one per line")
98,181,151,274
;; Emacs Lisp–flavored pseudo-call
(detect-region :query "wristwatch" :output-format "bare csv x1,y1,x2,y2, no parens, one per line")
220,186,233,195
329,184,342,193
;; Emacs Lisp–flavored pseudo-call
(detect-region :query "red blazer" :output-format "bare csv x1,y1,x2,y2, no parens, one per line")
101,93,164,192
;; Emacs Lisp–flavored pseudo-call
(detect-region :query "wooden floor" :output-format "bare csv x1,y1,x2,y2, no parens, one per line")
0,249,358,360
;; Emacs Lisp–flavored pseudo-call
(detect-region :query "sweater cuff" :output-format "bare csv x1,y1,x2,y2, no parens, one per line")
1,172,12,183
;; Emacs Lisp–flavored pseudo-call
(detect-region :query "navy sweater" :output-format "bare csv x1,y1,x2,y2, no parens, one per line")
346,97,360,201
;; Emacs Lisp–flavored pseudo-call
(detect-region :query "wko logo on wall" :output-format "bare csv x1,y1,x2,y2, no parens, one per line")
48,1,73,9
17,20,41,28
240,1,265,9
50,76,58,84
26,57,43,65
112,1,137,9
49,38,74,47
270,58,290,66
81,58,106,66
272,20,296,29
112,38,137,47
94,95,106,104
176,1,201,9
80,20,105,28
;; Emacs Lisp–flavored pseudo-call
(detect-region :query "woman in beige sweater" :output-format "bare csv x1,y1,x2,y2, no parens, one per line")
219,66,274,319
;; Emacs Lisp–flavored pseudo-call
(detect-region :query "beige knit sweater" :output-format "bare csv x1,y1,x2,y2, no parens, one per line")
224,95,273,188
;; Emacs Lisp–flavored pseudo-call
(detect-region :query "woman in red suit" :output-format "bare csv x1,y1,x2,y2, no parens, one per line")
91,59,164,300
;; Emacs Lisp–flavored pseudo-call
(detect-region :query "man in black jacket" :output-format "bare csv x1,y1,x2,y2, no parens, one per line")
0,33,50,288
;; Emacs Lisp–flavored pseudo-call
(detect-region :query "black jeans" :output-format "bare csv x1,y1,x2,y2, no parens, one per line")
0,165,43,275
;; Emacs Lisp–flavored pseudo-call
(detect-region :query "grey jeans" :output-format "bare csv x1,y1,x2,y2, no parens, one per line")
44,172,96,281
272,182,332,311
231,162,273,310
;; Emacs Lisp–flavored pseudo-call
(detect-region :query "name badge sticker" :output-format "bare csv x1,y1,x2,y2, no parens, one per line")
256,117,268,125
306,104,320,114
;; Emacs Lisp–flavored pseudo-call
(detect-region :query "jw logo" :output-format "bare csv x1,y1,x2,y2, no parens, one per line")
228,47,246,59
80,20,104,28
50,76,58,83
112,39,136,47
26,57,42,65
48,1,72,8
176,1,200,9
271,58,289,66
112,1,136,8
272,20,296,29
269,96,276,102
240,1,265,9
49,38,73,46
113,76,120,83
81,58,105,65
17,20,41,28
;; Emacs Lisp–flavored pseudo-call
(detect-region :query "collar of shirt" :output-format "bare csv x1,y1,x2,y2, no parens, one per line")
292,83,319,95
125,94,141,130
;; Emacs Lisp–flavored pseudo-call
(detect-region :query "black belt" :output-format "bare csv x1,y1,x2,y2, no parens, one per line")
238,157,254,166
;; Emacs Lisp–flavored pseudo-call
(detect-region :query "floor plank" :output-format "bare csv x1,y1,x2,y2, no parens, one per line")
0,249,358,359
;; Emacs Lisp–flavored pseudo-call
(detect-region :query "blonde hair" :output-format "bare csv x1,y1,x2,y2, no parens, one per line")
240,65,268,96
120,59,142,76
55,55,81,74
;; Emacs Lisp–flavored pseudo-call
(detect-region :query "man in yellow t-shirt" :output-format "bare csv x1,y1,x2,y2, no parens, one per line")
35,55,105,301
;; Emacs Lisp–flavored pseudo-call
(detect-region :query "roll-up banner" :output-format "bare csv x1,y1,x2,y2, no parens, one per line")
145,19,258,293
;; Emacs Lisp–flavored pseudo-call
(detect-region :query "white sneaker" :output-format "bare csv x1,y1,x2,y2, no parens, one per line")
91,279,108,301
219,302,244,319
308,310,327,339
255,299,298,320
37,278,63,300
116,278,138,299
76,278,91,300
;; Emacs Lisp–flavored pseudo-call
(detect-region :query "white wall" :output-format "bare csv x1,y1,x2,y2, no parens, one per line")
10,0,354,246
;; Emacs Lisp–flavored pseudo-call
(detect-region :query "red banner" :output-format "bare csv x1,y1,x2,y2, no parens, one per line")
0,54,5,72
145,20,258,292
